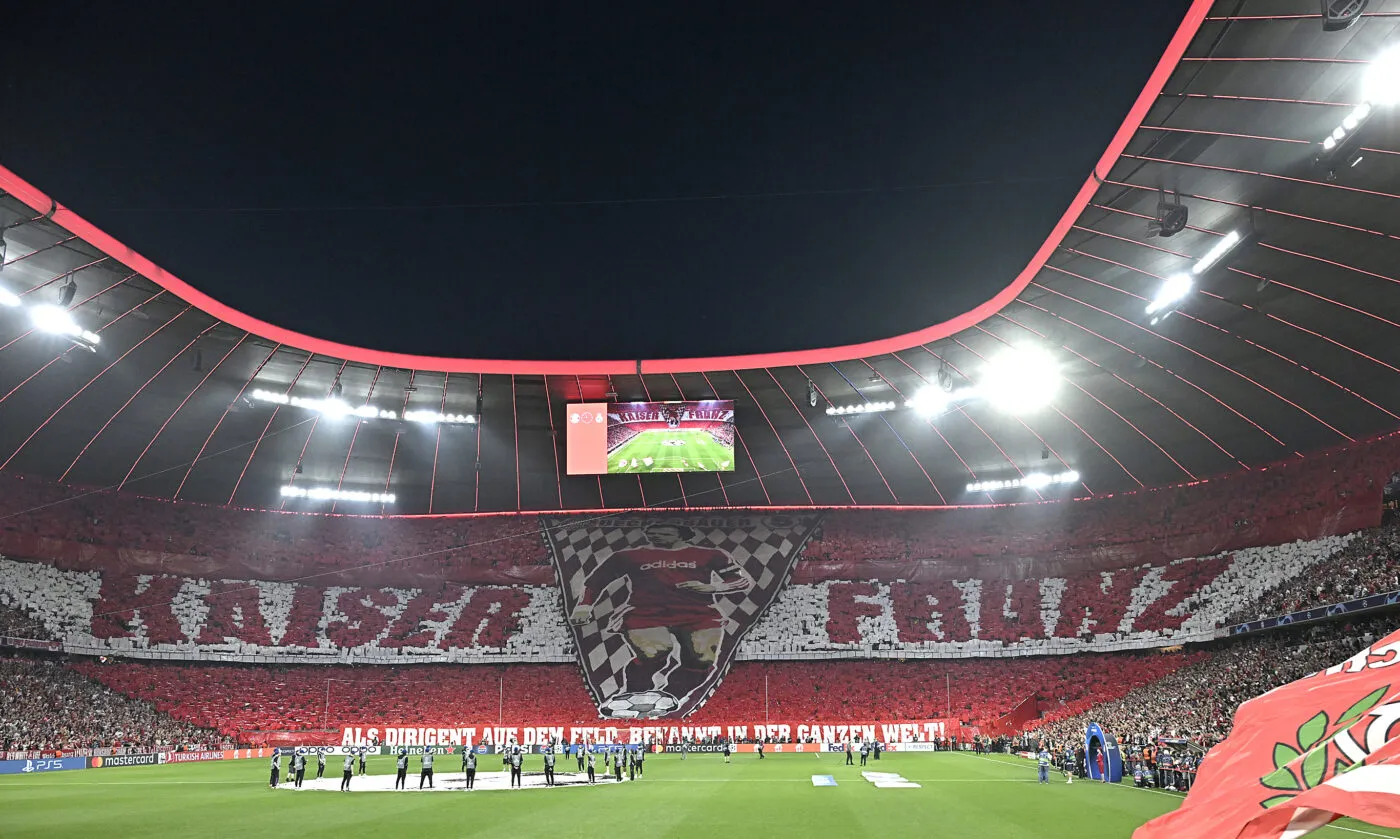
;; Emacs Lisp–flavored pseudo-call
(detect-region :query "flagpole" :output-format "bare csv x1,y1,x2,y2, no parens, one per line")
946,673,951,718
498,672,505,725
324,679,331,729
765,673,770,723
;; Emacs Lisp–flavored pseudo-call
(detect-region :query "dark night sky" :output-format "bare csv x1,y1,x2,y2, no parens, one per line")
1,2,1191,362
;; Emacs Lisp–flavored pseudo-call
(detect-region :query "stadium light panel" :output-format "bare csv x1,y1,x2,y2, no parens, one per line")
279,485,395,503
1316,101,1375,173
404,409,477,424
248,390,473,424
978,346,1059,414
0,286,20,307
906,386,952,417
1364,45,1400,107
1145,273,1193,318
29,304,83,337
1192,230,1241,275
967,470,1078,493
824,401,897,416
1022,472,1053,490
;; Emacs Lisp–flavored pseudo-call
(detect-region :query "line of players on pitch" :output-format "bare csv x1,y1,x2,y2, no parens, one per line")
267,741,649,791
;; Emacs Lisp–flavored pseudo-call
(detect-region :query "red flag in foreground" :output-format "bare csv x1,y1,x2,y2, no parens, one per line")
1135,627,1400,839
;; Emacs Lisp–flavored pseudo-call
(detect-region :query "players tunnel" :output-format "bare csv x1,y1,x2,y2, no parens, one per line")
1085,722,1123,783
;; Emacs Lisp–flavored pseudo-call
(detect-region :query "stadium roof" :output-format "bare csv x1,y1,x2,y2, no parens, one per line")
2,0,1400,515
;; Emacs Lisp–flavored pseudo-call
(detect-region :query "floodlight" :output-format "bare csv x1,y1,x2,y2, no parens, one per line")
966,469,1078,493
318,398,353,418
280,485,395,503
906,386,951,417
1146,274,1193,316
824,401,897,416
1192,230,1241,275
0,286,20,307
29,304,82,336
404,409,477,424
1022,472,1052,489
978,346,1059,414
1364,45,1400,107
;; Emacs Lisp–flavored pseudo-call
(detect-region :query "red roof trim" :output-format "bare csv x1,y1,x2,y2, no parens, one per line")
0,0,1211,375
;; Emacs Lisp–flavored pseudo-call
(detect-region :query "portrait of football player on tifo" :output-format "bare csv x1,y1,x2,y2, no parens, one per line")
569,523,754,714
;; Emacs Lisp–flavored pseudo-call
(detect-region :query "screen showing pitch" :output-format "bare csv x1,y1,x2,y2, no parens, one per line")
565,401,735,474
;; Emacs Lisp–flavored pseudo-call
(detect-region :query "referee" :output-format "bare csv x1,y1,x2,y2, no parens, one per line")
294,751,306,788
463,749,477,790
395,749,409,790
544,746,557,786
316,749,326,780
586,748,596,784
576,743,586,772
509,746,523,788
269,751,281,789
420,748,435,789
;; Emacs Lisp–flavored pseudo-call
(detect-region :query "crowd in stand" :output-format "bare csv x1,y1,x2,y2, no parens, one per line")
63,654,1197,738
0,654,221,753
1029,613,1394,750
695,655,1197,729
1,432,1392,589
0,435,1397,755
801,438,1387,570
2,610,1393,751
67,660,598,739
0,474,554,589
0,603,49,640
605,423,642,452
1228,519,1400,624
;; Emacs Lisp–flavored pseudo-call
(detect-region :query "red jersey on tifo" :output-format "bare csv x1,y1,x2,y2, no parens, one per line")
589,545,737,630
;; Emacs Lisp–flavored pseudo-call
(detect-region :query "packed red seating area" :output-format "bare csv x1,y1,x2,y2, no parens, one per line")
801,436,1387,578
6,613,1383,752
65,654,1199,740
0,430,1392,592
692,654,1200,729
0,603,49,640
1,655,220,752
606,422,642,452
1029,613,1395,750
1228,519,1400,623
0,434,1396,755
68,660,597,739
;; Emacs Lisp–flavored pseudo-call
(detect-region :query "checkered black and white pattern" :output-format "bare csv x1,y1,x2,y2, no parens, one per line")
541,513,822,718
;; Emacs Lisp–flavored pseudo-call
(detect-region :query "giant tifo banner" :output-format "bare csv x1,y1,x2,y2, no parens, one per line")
542,513,822,719
0,530,1362,672
338,719,953,748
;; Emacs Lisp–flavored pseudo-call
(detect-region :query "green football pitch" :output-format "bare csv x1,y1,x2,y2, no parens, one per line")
609,429,733,473
4,752,1397,839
